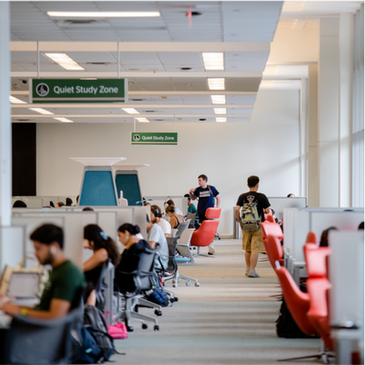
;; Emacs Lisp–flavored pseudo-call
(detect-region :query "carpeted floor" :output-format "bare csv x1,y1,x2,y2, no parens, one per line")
113,239,320,365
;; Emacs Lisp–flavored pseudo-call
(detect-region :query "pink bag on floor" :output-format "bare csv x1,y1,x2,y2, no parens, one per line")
103,311,128,339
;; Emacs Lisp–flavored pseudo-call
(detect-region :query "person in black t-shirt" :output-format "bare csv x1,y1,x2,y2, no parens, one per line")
235,176,271,278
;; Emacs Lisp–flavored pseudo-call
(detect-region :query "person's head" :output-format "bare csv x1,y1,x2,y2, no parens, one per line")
82,207,94,212
56,202,65,208
83,224,120,266
287,193,295,198
65,197,73,206
358,222,364,230
151,205,162,223
165,205,175,217
30,224,63,265
198,174,208,187
76,195,79,205
49,201,55,208
166,199,175,206
247,175,260,189
144,201,151,207
319,226,338,247
12,200,27,208
117,224,141,246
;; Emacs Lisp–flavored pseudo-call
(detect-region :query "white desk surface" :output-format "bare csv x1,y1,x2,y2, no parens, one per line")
70,157,126,166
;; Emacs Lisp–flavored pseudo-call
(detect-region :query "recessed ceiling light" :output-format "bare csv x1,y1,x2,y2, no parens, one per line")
47,11,161,18
202,53,224,71
216,117,227,123
186,11,202,16
45,53,84,71
199,118,206,121
136,117,150,123
211,95,226,104
122,108,139,114
208,78,225,90
9,96,27,104
214,108,226,115
54,117,74,123
29,108,54,115
282,2,305,12
181,67,192,71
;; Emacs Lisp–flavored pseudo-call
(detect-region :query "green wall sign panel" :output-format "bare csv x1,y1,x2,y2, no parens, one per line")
31,79,127,103
131,132,178,145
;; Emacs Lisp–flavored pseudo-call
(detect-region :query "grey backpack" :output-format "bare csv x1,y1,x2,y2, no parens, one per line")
240,202,261,232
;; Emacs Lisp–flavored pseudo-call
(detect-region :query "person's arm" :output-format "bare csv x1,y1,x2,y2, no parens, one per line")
149,241,157,249
83,248,108,272
1,298,71,319
189,188,198,201
164,233,169,238
235,205,241,222
215,194,220,208
263,207,271,214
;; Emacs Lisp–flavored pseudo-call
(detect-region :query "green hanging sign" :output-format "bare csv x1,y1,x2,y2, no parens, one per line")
131,132,178,145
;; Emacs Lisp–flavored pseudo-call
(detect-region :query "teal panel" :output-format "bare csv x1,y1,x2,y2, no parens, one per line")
115,174,142,206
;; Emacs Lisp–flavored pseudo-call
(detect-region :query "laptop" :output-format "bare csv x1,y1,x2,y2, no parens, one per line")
7,272,40,302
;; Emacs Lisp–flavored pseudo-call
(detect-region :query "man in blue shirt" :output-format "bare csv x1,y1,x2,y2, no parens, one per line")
189,174,220,255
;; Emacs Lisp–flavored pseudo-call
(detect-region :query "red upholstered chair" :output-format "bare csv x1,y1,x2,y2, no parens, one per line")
264,209,273,221
190,208,221,256
306,231,318,245
264,235,284,269
304,245,330,279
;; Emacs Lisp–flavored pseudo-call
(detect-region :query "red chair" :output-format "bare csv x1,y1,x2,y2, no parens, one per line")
306,231,318,245
190,208,221,256
304,245,330,279
264,235,284,269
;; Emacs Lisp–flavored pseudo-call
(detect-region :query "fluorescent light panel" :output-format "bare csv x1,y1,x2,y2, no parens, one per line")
29,108,54,115
214,108,226,115
47,11,161,17
9,96,26,104
216,117,227,123
54,117,74,123
211,95,226,104
282,2,305,11
202,52,224,71
122,108,139,114
208,78,225,90
136,117,150,123
45,53,85,71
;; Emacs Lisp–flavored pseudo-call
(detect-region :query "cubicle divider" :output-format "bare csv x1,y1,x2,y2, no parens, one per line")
329,231,364,364
12,196,78,208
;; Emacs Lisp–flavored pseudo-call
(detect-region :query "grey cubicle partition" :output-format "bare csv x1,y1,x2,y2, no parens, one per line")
0,225,25,274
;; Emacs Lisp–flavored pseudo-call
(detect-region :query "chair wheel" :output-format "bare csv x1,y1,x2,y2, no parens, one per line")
195,282,200,287
142,323,148,330
174,297,179,302
127,326,134,332
154,325,159,331
155,310,162,316
173,282,177,288
186,281,191,286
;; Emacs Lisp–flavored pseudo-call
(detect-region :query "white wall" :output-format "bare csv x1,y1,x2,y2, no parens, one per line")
36,90,300,235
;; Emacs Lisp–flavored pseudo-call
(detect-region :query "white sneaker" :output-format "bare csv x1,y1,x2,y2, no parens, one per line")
248,270,260,278
245,268,250,276
208,248,215,255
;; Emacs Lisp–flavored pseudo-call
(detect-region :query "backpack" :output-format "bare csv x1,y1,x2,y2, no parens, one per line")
83,305,116,362
146,273,170,307
240,202,261,232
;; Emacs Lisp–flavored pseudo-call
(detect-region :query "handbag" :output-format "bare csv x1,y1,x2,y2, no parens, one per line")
103,311,128,339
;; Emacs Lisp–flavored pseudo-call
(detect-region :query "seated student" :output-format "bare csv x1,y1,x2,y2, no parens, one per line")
56,202,65,208
115,224,151,293
151,205,171,238
83,224,120,305
65,197,73,206
0,224,84,319
12,200,27,208
146,215,169,270
358,221,364,230
82,207,94,212
165,205,184,229
319,226,338,247
287,193,295,198
164,199,183,216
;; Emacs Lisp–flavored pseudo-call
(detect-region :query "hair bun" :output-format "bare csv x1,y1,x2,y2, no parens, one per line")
134,225,141,235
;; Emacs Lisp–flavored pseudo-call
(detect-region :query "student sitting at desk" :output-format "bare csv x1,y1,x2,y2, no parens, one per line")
0,224,85,319
151,205,171,238
165,205,184,229
83,224,120,305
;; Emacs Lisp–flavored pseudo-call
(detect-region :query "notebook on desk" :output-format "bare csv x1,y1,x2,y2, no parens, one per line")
7,272,40,300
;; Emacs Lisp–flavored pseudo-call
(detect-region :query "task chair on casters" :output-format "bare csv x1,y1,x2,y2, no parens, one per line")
190,208,221,257
261,219,283,265
5,306,81,364
115,249,161,332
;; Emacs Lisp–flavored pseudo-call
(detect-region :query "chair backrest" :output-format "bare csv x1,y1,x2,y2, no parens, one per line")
135,249,156,291
190,220,219,247
264,235,284,269
205,207,221,219
178,228,194,246
274,262,317,336
166,237,180,272
174,221,189,238
186,213,196,228
261,221,283,241
94,259,111,310
5,307,80,364
304,246,331,278
305,231,318,245
264,210,274,221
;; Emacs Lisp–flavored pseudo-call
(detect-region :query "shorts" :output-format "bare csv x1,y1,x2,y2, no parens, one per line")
241,228,266,253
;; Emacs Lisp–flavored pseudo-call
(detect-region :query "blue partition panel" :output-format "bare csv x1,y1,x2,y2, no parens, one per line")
115,173,142,206
80,171,117,206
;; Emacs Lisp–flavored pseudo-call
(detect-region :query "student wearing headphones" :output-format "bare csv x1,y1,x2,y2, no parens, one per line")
151,205,171,238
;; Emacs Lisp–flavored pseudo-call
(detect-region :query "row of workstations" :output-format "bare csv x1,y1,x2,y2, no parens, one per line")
282,206,364,364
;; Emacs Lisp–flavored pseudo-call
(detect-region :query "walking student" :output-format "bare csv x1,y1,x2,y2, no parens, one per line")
235,176,270,278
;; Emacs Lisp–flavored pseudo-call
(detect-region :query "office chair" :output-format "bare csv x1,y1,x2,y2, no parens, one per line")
186,212,196,228
305,231,318,245
172,221,190,238
264,235,284,269
5,306,81,364
260,217,283,264
94,259,111,311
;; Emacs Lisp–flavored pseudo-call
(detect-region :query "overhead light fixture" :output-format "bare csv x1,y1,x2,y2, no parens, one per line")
136,117,150,123
202,52,224,71
9,96,26,104
29,108,54,115
211,95,226,104
282,2,305,12
122,108,140,114
214,108,226,115
47,11,161,18
54,117,74,123
44,53,85,71
216,117,227,123
208,78,225,90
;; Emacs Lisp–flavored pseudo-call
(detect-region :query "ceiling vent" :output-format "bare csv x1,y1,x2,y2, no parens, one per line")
55,19,109,27
130,99,145,102
15,119,34,122
142,110,162,113
85,62,113,66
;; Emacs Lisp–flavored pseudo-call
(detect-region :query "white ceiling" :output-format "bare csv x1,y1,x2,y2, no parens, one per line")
9,1,362,124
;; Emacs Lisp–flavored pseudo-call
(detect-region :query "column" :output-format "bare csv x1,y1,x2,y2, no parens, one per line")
0,2,11,226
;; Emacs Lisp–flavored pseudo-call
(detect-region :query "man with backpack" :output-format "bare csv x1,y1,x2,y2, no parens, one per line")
235,176,271,278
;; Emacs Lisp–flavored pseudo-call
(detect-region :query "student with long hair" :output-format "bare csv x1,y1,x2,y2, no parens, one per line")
83,224,120,304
